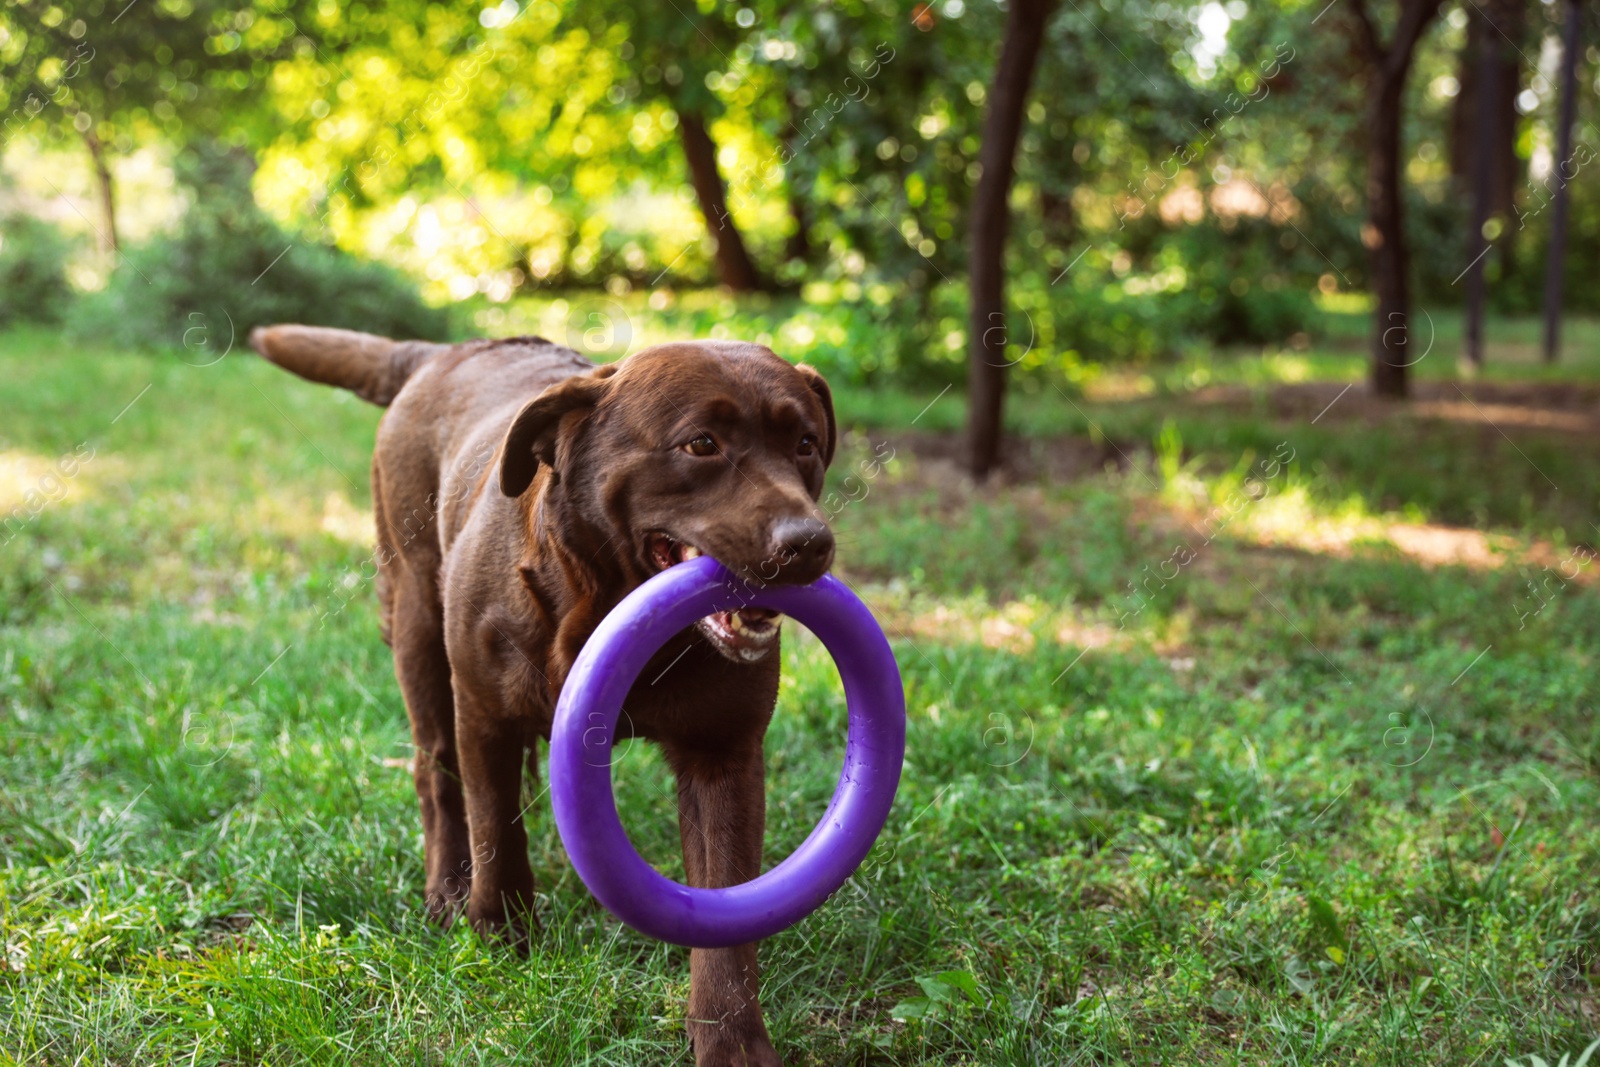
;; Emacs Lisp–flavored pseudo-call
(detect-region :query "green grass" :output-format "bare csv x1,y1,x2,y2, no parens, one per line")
2,318,1598,1065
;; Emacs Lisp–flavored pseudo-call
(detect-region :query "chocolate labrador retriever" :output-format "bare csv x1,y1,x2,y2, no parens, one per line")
250,325,836,1067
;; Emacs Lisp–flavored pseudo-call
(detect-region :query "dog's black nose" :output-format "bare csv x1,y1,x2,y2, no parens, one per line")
769,517,834,581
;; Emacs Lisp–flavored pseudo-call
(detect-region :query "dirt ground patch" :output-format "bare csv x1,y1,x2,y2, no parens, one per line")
874,380,1596,493
881,427,1127,485
1224,380,1600,433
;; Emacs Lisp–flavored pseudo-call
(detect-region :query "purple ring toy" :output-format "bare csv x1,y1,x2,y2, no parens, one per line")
550,554,906,948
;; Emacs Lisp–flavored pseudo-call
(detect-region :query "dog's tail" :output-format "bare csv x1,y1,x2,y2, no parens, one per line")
248,324,445,407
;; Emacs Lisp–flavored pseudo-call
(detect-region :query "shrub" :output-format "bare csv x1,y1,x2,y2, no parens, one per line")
75,147,449,351
0,214,75,327
1157,220,1325,346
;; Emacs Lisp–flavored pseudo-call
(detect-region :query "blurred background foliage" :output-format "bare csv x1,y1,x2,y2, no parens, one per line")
0,0,1596,388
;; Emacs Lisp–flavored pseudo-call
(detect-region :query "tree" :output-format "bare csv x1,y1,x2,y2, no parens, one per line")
1449,0,1523,227
0,0,276,254
766,10,986,289
677,109,764,291
965,0,1055,478
1542,0,1583,363
554,3,770,291
1348,0,1446,398
1462,0,1520,369
246,2,664,289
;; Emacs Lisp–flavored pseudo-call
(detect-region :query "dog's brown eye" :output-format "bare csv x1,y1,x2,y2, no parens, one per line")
797,434,819,457
684,434,719,457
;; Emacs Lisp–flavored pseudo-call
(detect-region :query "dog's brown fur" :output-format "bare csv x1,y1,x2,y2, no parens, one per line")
251,324,838,1067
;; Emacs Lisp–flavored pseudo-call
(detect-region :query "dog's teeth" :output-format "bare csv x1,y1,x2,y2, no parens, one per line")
681,545,702,559
727,612,778,642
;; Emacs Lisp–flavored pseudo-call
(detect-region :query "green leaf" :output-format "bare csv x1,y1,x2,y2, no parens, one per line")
890,997,931,1021
1307,895,1349,951
934,969,982,1004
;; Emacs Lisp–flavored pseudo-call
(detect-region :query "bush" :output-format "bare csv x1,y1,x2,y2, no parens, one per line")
0,214,75,327
1157,220,1325,346
75,147,448,351
1163,278,1320,347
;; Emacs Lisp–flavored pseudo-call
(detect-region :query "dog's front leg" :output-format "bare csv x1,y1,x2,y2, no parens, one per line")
455,698,538,948
667,740,781,1067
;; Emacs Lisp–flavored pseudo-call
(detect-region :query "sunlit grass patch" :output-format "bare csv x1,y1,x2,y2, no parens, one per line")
0,447,99,515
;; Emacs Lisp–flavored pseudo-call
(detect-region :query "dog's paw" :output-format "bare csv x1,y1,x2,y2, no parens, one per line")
466,901,538,957
423,877,470,927
688,1023,782,1067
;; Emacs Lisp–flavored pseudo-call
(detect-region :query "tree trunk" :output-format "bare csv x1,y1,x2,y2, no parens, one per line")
1367,82,1412,397
1463,12,1500,370
782,92,812,264
1543,0,1582,363
1450,0,1521,254
1450,9,1521,206
81,124,119,255
1488,0,1523,267
1448,11,1484,182
784,191,811,265
677,110,765,292
965,0,1054,479
1353,0,1443,399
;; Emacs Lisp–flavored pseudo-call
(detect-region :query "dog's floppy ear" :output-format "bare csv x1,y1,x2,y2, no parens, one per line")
794,363,836,466
499,365,618,497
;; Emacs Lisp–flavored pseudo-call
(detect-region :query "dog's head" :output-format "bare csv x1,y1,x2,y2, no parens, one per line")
499,341,837,663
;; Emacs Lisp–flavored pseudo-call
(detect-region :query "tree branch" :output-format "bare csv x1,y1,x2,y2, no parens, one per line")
1349,0,1384,64
1386,0,1447,79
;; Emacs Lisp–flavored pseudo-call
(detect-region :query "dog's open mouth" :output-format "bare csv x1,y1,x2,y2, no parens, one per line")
645,532,780,663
